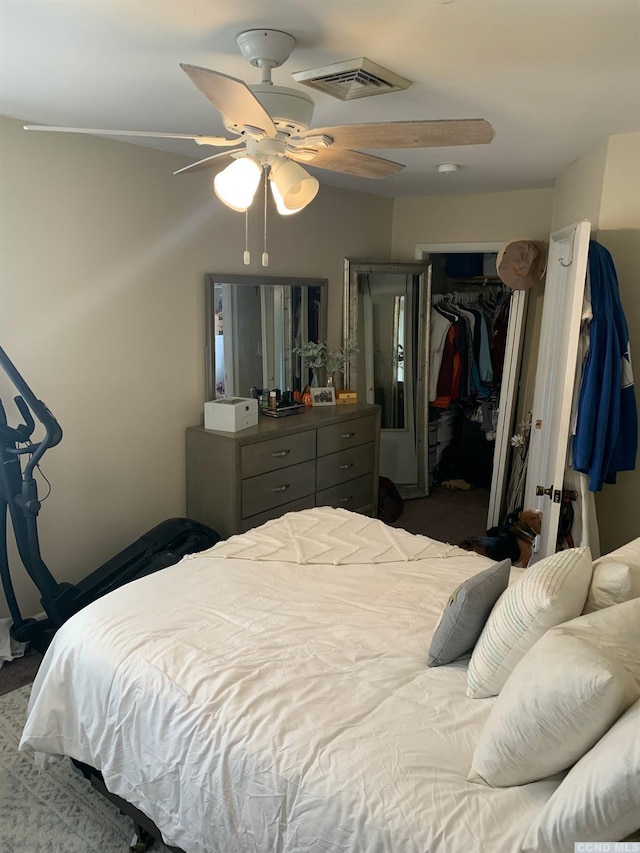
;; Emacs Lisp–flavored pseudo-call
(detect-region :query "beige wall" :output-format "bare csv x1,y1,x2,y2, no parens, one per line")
0,115,393,619
550,139,608,232
593,133,640,552
391,188,555,259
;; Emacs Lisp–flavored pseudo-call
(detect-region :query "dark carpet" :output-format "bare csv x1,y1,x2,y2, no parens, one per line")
390,485,490,545
0,650,42,697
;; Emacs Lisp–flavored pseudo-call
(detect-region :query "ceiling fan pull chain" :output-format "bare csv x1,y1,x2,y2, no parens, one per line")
262,169,269,267
244,209,250,265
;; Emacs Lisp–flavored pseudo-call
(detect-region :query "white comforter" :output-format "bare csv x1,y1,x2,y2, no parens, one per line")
20,508,559,853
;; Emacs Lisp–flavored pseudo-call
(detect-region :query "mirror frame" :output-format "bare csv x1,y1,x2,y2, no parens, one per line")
205,273,328,401
343,259,431,499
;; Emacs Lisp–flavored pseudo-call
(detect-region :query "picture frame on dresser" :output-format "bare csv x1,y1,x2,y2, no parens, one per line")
311,387,335,406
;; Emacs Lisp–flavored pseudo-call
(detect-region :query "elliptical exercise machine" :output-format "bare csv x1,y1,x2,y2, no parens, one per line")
0,345,220,650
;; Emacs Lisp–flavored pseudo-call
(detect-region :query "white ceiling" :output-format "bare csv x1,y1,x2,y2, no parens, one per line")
1,0,639,198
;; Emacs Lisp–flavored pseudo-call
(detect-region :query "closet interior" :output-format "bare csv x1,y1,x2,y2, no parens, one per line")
427,252,510,506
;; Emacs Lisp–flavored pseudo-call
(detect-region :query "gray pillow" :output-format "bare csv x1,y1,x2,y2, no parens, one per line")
428,559,511,667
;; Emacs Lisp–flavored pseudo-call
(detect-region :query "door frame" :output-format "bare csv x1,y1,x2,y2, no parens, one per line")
414,241,528,527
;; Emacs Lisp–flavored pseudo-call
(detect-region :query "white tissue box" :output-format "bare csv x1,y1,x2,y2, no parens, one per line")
204,397,258,432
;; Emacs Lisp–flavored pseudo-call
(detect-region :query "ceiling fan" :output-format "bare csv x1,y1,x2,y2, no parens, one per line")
24,28,494,215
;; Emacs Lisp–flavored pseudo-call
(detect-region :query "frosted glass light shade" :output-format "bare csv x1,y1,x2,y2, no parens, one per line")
270,180,297,216
270,158,319,215
213,157,262,212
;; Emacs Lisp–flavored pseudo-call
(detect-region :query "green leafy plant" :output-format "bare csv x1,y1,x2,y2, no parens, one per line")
293,340,359,377
293,340,328,370
324,340,359,374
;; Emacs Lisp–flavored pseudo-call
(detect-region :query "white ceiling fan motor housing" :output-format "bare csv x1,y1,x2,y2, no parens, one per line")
223,85,315,138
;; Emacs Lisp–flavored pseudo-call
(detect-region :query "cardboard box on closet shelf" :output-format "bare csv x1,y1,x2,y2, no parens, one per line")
335,390,358,404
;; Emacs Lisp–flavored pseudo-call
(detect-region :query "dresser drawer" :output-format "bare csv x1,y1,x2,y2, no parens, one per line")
316,442,375,491
241,495,316,532
241,429,316,478
316,415,377,457
315,474,375,513
242,460,316,518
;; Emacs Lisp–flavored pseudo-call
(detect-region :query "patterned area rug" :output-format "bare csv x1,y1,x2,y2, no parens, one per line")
0,685,171,852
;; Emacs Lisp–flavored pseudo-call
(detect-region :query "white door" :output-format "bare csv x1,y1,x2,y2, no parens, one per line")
524,220,592,559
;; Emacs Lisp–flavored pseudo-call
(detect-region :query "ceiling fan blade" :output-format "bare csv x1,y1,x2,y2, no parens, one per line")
297,119,495,150
180,64,277,139
173,151,236,176
288,148,404,179
22,125,240,146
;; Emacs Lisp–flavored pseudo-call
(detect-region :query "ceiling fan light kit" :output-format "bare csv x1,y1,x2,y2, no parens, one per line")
22,26,494,263
213,156,262,212
269,158,319,214
438,163,459,174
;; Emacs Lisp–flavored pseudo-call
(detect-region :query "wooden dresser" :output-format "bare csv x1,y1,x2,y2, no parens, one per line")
186,403,380,539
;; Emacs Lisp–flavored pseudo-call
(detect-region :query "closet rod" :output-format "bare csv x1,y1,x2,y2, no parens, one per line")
448,276,502,286
432,284,504,305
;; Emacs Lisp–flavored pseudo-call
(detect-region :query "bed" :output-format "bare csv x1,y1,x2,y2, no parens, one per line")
18,508,640,853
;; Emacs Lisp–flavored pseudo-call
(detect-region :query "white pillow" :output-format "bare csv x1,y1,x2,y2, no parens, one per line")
468,600,640,786
584,559,640,612
585,537,640,612
557,598,640,682
522,698,640,852
598,536,640,571
466,547,593,698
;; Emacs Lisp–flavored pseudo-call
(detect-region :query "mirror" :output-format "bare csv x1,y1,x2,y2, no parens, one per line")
343,259,431,498
205,273,327,400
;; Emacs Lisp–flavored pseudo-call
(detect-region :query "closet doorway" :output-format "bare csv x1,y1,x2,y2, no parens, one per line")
415,243,528,539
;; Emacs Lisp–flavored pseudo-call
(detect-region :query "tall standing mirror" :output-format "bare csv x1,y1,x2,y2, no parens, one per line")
205,274,327,401
343,259,431,498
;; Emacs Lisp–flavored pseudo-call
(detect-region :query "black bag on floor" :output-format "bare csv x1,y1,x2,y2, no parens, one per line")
378,476,403,523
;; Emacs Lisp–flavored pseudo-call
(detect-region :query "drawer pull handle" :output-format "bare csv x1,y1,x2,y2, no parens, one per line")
339,463,354,470
338,496,353,504
271,450,290,457
340,432,355,439
272,484,290,493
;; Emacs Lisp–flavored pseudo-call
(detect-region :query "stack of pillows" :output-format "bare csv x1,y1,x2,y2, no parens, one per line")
428,538,640,852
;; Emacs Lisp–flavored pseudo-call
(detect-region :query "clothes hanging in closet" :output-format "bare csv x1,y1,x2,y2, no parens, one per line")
429,289,509,408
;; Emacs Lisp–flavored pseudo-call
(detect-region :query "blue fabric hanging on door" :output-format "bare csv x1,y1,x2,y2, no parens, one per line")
573,240,637,491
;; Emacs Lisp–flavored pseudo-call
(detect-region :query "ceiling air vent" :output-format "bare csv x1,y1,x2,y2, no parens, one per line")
292,57,411,101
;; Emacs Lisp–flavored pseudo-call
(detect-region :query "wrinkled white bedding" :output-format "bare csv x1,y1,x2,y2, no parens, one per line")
20,509,557,853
